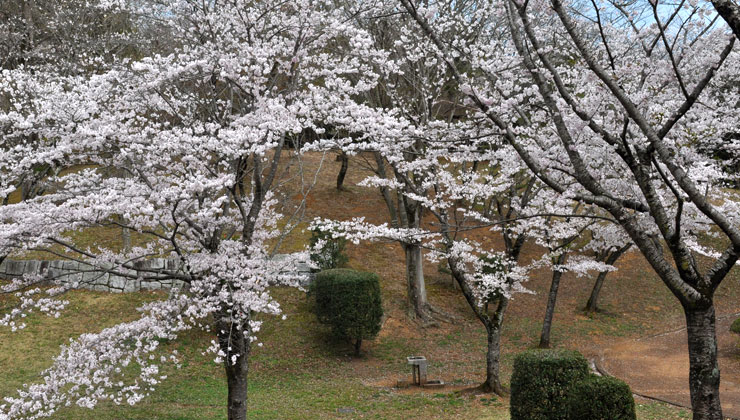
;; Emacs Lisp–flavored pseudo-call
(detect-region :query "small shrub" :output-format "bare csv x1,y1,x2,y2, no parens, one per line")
731,317,740,334
309,227,348,271
314,268,382,355
566,375,636,420
510,349,589,420
437,260,451,275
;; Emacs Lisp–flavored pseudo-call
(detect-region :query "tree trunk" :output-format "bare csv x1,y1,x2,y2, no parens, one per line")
481,297,508,395
446,254,510,396
585,244,630,313
354,338,362,356
585,270,608,313
121,227,132,252
121,215,132,253
539,255,566,349
685,303,723,420
404,243,429,319
336,151,348,191
711,0,740,40
23,0,35,48
217,315,251,420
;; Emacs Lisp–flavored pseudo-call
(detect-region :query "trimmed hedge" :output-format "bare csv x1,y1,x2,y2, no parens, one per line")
731,317,740,334
566,375,636,420
314,268,382,355
510,349,589,420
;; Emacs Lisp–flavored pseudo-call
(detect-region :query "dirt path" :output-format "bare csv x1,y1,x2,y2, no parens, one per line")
595,313,740,418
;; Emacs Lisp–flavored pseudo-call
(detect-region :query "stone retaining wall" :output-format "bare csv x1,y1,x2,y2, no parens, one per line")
0,256,312,293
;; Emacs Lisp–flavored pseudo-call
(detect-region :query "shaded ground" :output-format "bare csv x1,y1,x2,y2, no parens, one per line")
597,312,740,419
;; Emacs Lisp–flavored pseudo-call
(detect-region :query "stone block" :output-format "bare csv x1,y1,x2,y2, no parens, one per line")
61,261,79,271
149,258,165,270
299,273,316,288
141,281,161,291
60,262,81,285
272,253,289,262
93,273,110,286
81,268,99,285
295,262,311,273
24,260,41,276
109,276,126,289
57,261,79,284
124,279,140,293
6,260,26,276
46,261,64,281
165,258,180,271
113,267,133,281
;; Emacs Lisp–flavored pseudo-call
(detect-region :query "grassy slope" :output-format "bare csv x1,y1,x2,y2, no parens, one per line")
2,152,738,419
0,287,696,420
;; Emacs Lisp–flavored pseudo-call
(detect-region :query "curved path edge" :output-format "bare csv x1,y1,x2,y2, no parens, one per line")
593,313,740,419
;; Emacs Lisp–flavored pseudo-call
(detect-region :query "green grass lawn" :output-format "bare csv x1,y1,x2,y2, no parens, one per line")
0,286,696,420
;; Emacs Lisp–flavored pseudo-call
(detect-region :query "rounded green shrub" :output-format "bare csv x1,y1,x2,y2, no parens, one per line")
510,349,589,420
731,317,740,334
314,268,382,355
309,227,348,271
566,375,636,420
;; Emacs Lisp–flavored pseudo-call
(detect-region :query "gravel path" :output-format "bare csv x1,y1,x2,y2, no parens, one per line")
596,313,740,418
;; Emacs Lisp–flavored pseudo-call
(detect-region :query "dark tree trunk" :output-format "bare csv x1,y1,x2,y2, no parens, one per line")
539,254,567,349
336,151,348,191
711,0,740,40
224,344,249,420
446,254,508,396
585,270,608,313
481,297,508,395
23,0,35,49
217,313,251,420
373,152,399,228
585,244,630,313
685,303,723,420
400,192,434,320
404,243,430,319
354,338,362,356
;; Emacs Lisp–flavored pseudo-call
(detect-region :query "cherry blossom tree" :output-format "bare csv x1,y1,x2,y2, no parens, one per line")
0,0,148,265
0,0,148,73
583,223,632,313
337,4,462,321
399,0,740,417
0,1,386,419
423,144,536,394
529,206,597,349
322,0,612,393
311,141,534,394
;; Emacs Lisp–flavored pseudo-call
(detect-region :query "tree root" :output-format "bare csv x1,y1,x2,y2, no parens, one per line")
455,382,509,397
407,303,461,327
